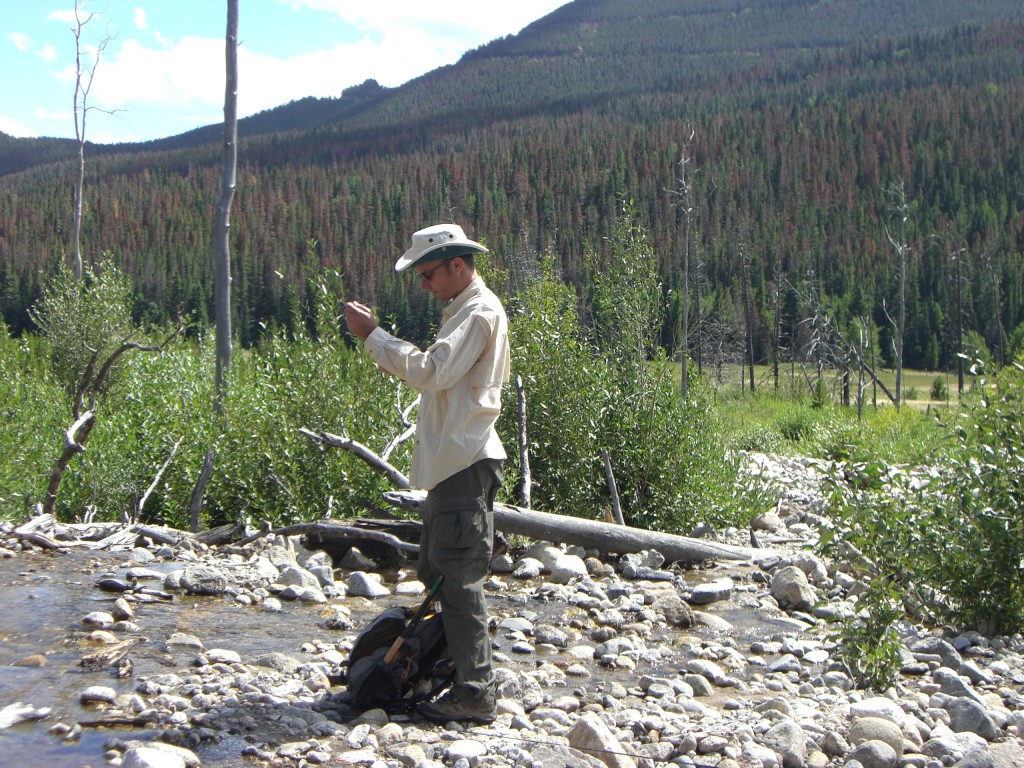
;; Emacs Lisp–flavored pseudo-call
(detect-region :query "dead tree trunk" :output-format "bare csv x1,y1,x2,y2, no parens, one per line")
42,331,177,517
384,490,770,564
515,375,532,508
300,425,774,565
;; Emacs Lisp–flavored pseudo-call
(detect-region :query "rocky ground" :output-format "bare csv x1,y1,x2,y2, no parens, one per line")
2,452,1024,768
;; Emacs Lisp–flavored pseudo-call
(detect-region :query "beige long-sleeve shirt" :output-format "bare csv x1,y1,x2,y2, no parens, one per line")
363,276,510,491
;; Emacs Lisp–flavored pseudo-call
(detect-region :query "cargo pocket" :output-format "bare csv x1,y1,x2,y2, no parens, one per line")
430,495,488,550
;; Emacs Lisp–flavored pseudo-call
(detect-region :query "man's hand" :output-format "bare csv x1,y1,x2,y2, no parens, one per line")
344,301,378,341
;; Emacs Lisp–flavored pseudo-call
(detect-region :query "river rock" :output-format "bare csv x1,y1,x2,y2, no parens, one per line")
934,668,989,705
80,685,117,704
551,553,588,584
121,746,187,768
923,732,989,763
512,557,544,578
847,717,905,756
911,636,964,668
770,565,818,611
652,592,695,627
763,718,807,768
986,743,1023,768
846,740,898,768
346,571,390,597
849,697,907,725
179,564,228,595
789,551,830,586
82,611,115,627
939,696,1001,741
524,543,562,571
446,739,487,763
690,577,734,604
953,748,997,768
567,711,637,768
751,510,787,532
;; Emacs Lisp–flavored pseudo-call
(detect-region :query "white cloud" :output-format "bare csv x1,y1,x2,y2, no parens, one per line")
278,0,563,39
0,114,34,137
92,36,226,112
9,32,32,52
16,0,569,143
39,43,58,63
237,35,464,114
35,106,70,122
47,10,80,25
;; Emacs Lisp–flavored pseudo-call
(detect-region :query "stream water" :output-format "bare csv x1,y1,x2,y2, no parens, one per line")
0,548,805,767
0,549,335,767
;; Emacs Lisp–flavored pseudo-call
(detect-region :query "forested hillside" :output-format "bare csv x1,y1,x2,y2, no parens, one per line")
1,0,1023,372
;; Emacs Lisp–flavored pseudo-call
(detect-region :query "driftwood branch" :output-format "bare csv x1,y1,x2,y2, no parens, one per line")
12,528,61,550
234,520,418,553
42,328,180,518
299,427,410,489
42,409,95,516
134,437,182,524
381,389,419,462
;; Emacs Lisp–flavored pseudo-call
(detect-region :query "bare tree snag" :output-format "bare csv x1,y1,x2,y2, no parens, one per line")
133,437,182,524
234,520,418,554
515,375,532,508
42,330,179,517
601,449,626,525
189,449,217,533
69,0,114,281
213,0,239,408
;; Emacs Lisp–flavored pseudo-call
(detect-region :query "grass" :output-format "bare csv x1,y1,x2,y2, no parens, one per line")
695,364,959,466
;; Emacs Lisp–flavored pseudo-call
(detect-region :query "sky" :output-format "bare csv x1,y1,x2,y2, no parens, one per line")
1,0,569,145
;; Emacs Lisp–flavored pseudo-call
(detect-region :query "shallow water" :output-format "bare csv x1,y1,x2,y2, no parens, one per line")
0,548,799,766
0,549,335,767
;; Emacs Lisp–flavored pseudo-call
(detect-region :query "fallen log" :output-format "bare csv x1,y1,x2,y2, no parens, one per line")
300,423,774,565
234,519,419,554
383,490,774,565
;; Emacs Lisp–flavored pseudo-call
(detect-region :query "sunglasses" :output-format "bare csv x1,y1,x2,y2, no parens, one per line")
417,258,454,284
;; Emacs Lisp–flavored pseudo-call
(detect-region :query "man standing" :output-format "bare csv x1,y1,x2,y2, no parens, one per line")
344,223,510,724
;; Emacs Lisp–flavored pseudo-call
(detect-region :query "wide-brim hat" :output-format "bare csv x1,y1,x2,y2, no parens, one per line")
395,223,488,272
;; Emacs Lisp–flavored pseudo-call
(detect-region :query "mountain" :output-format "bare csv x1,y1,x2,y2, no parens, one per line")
2,0,1023,370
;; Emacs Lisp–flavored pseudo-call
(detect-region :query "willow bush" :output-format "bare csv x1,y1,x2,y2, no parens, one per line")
820,360,1024,634
500,208,747,534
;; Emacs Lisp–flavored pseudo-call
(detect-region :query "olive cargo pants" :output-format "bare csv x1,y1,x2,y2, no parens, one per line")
418,459,502,689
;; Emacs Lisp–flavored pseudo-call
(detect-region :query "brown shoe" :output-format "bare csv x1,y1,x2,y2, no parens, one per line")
417,683,496,724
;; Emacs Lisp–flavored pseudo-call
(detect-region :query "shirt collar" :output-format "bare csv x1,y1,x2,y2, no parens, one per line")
442,275,486,322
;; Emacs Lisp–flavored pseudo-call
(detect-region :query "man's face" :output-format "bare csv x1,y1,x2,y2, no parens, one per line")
415,257,459,301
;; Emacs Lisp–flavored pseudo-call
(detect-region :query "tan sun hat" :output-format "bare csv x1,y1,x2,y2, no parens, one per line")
395,223,488,272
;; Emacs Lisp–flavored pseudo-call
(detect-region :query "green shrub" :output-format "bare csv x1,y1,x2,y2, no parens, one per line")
820,362,1024,634
209,272,406,528
0,327,68,516
28,261,135,394
775,406,816,443
934,362,1024,632
501,212,743,533
930,376,948,401
829,577,906,691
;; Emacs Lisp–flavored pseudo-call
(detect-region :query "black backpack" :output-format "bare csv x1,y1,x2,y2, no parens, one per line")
346,605,452,713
